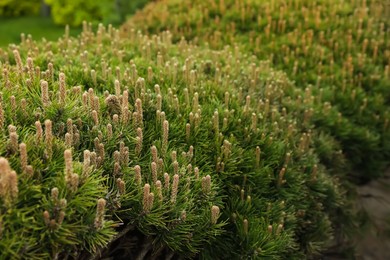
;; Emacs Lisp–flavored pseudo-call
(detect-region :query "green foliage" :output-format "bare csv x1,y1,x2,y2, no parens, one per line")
124,0,390,182
44,0,151,27
44,0,119,26
0,24,354,258
0,0,41,17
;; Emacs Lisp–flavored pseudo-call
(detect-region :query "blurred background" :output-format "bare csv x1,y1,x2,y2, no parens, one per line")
0,0,149,46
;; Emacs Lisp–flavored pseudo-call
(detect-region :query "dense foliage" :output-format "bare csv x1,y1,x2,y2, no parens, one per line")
44,0,119,26
43,0,150,26
0,0,149,26
0,23,353,258
123,0,390,182
0,0,41,17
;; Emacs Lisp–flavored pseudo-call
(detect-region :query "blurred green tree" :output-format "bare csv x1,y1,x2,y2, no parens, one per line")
0,0,41,16
44,0,151,26
44,0,119,26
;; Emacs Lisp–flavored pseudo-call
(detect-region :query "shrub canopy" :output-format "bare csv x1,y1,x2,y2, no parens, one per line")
0,23,354,258
123,0,390,182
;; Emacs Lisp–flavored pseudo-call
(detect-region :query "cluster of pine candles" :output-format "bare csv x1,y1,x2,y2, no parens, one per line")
0,19,352,259
127,0,390,181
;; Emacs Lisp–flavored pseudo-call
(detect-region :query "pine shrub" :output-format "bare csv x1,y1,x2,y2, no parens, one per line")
123,0,390,182
0,23,353,258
